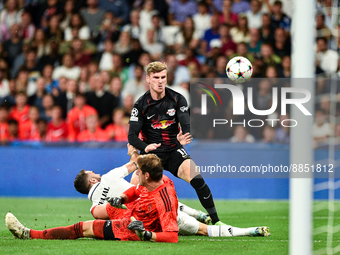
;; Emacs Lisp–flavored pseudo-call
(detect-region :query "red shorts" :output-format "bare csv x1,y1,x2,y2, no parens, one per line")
110,218,139,241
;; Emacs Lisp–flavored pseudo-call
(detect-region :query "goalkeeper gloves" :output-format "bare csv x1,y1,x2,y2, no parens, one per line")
127,216,152,241
106,197,127,209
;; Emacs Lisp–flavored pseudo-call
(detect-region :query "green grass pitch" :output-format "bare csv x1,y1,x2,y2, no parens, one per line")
0,198,338,255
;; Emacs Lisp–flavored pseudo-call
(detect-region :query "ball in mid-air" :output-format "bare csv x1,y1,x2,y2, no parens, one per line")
226,56,253,83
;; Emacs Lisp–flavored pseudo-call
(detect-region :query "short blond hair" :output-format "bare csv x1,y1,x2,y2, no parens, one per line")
146,61,167,76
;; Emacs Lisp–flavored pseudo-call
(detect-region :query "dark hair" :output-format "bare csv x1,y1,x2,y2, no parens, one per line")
137,154,163,181
74,169,90,194
8,119,18,125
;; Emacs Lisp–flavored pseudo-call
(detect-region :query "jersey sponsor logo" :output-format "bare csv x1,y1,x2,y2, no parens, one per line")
166,109,176,116
151,119,176,129
130,116,138,121
180,106,188,112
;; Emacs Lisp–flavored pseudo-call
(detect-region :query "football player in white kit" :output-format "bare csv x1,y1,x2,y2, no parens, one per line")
74,144,270,237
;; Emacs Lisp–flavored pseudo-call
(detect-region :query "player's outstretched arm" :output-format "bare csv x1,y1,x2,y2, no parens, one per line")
177,130,193,145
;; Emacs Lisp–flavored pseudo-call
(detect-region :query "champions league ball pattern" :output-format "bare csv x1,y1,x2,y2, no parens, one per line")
226,56,253,84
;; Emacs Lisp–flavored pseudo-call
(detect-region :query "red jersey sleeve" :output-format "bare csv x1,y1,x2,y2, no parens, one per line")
123,185,142,203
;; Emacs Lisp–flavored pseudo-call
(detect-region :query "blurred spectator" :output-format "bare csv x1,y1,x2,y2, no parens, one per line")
56,78,77,118
247,28,262,58
259,13,273,42
123,39,146,67
71,38,91,67
193,1,211,39
215,56,227,78
166,54,191,86
316,12,332,40
219,24,237,57
1,79,16,107
41,94,54,121
3,23,23,68
115,31,131,55
231,42,254,62
313,109,331,147
42,65,59,96
278,55,291,78
7,118,19,141
105,108,128,142
122,10,142,40
0,0,23,41
0,68,10,99
168,0,197,27
201,14,220,56
46,105,68,142
229,126,255,143
86,74,118,128
122,94,134,118
67,93,97,142
37,118,48,141
45,15,63,41
11,40,31,79
31,29,50,59
52,54,81,80
76,114,109,142
260,42,281,68
178,48,201,69
122,64,145,101
64,13,90,41
274,114,290,143
19,105,40,140
20,12,35,41
0,106,9,143
80,0,105,34
98,0,130,25
273,27,291,58
18,49,41,81
92,12,120,50
59,31,96,55
319,95,330,116
60,0,75,31
109,76,123,105
9,92,29,124
139,0,156,31
28,77,46,113
245,0,263,29
111,54,129,84
142,28,164,60
87,61,99,77
316,37,338,75
78,67,90,93
255,79,273,110
206,39,222,68
232,0,251,14
169,81,190,107
318,0,334,30
265,65,279,78
38,38,62,67
261,125,276,143
219,0,237,27
270,0,290,32
98,39,114,71
230,15,250,44
174,17,200,52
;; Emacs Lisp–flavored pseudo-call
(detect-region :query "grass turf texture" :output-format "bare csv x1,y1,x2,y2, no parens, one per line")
0,198,338,255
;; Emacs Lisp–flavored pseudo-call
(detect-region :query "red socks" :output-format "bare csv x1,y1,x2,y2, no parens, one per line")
30,222,84,239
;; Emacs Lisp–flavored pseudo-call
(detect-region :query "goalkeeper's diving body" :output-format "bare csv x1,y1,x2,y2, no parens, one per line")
6,151,270,241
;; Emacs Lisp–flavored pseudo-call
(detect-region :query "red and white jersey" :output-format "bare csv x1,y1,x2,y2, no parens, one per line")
88,165,133,212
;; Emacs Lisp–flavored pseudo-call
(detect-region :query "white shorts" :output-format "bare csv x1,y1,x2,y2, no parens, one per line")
177,211,199,235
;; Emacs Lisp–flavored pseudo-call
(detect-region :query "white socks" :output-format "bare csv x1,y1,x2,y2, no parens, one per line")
207,225,257,237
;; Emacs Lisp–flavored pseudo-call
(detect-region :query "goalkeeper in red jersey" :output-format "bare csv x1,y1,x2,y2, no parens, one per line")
5,154,179,242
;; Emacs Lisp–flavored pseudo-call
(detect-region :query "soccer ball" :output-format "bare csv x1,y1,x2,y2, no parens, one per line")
226,56,253,83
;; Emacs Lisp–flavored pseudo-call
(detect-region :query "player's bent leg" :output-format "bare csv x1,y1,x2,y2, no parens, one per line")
178,159,221,225
177,211,200,236
178,202,211,224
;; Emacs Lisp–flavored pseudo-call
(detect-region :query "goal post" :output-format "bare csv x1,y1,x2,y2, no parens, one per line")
289,0,316,254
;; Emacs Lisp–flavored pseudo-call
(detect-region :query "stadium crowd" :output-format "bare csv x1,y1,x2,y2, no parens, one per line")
0,0,338,145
